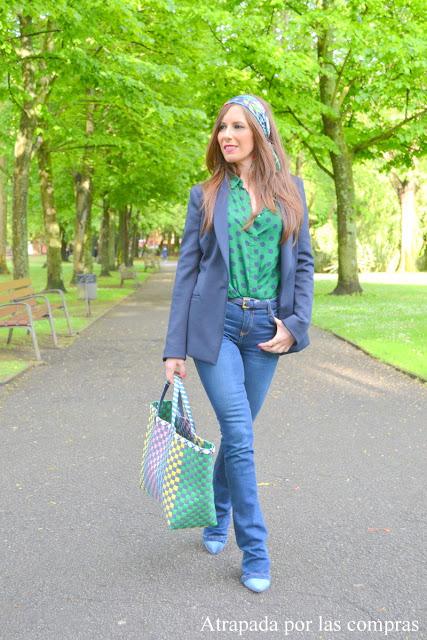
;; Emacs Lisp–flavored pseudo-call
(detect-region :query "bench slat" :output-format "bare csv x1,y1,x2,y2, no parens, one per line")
0,305,22,318
29,306,49,319
12,287,36,299
0,292,37,306
0,278,32,293
0,318,30,327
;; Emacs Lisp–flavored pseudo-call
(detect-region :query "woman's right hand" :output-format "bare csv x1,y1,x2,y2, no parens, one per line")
164,358,187,384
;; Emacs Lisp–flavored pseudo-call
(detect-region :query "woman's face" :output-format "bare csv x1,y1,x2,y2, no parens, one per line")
217,105,254,167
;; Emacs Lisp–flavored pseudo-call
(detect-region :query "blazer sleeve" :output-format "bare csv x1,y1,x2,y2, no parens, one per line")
280,177,314,347
162,185,203,361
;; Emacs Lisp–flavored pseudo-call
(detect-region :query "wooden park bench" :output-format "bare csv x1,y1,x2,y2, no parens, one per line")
0,299,42,361
0,278,73,360
118,263,138,287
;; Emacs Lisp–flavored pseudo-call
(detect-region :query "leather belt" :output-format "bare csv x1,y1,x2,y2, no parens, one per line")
227,296,279,310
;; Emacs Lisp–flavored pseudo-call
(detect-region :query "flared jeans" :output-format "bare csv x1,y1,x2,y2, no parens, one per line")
193,297,280,580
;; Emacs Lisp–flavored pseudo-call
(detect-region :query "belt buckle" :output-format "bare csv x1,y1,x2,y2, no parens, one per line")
242,297,251,310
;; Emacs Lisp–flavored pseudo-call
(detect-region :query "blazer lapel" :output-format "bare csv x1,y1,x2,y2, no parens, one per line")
213,178,230,277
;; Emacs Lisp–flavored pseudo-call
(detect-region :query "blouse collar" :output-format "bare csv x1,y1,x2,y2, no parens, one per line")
229,173,243,190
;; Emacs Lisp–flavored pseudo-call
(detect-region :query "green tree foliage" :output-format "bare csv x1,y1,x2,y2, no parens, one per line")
191,0,427,291
0,0,425,292
0,0,210,285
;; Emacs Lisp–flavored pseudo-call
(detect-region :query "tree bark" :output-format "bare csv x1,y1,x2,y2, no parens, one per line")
34,21,62,289
12,15,58,280
317,1,362,294
37,136,65,290
108,212,116,270
132,221,139,262
329,139,361,293
72,170,93,281
12,14,38,279
126,206,132,266
0,155,10,274
83,205,93,273
129,212,140,266
99,195,111,276
117,207,124,267
118,205,131,267
71,92,95,283
419,233,427,271
390,171,420,272
60,225,69,261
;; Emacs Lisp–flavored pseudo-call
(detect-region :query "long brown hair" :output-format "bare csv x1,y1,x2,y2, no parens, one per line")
200,95,303,245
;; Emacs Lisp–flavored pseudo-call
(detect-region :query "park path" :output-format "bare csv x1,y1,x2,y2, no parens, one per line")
0,264,425,640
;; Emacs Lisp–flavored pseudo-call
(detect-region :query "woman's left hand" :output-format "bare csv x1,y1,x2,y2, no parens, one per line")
257,317,296,353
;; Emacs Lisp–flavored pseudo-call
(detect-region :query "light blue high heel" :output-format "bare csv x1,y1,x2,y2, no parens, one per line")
203,539,226,555
241,576,271,593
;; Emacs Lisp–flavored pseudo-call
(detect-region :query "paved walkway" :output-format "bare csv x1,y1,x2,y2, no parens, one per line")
1,265,425,640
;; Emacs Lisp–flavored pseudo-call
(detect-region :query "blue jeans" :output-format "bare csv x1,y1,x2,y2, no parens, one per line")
193,297,280,580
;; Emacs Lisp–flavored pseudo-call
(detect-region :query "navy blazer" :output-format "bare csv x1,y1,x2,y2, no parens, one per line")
163,174,314,365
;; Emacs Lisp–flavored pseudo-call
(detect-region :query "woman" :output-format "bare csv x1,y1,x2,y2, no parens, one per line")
163,94,314,593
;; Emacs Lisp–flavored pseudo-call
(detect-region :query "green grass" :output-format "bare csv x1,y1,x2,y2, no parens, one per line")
0,359,29,380
0,257,153,383
313,273,427,381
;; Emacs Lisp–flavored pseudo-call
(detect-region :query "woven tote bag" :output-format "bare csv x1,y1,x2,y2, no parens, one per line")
140,373,218,530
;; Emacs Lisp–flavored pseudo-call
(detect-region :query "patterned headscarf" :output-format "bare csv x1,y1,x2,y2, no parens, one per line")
224,94,281,170
225,94,271,138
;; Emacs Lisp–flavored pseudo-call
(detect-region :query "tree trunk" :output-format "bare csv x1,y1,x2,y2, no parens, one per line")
60,225,69,261
132,223,139,261
0,155,10,274
126,205,132,266
390,172,420,272
12,114,31,279
71,92,95,283
72,170,93,281
108,212,116,270
83,206,93,273
118,205,131,267
129,213,139,266
317,2,362,294
99,195,111,276
117,207,124,267
37,136,65,290
419,233,427,271
12,14,39,280
174,234,180,253
329,141,361,293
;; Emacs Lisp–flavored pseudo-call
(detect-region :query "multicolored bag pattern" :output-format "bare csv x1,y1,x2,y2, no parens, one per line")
139,373,217,530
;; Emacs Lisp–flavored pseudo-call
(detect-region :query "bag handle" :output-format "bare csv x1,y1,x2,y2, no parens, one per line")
158,376,185,414
158,374,196,433
171,374,195,433
158,379,171,411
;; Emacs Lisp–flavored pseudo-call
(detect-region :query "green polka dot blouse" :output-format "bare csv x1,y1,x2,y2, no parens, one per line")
227,174,283,299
